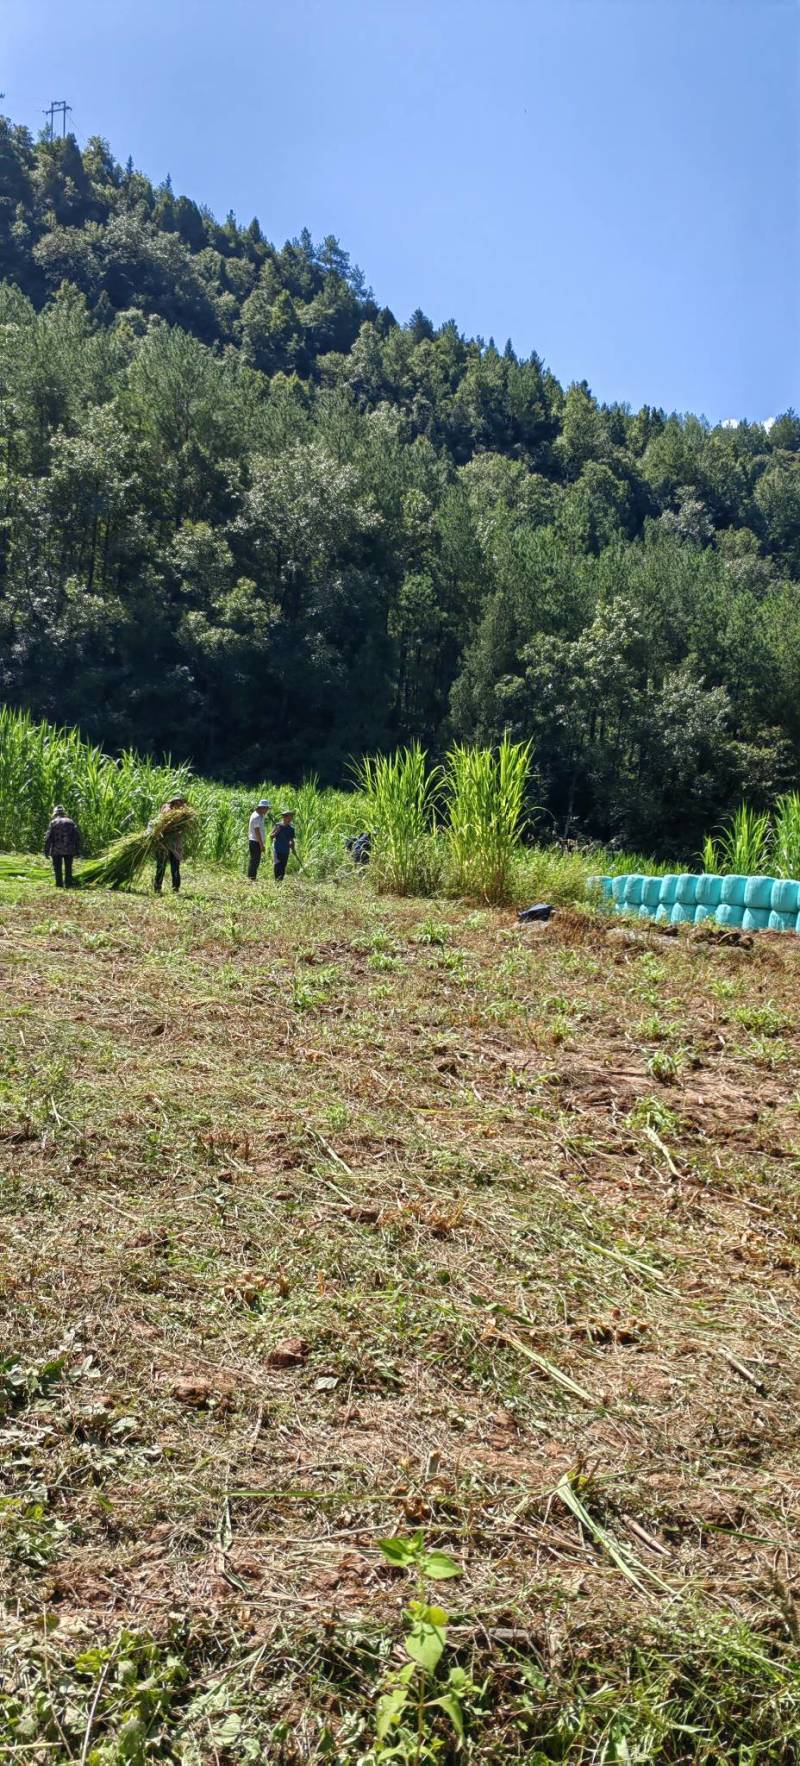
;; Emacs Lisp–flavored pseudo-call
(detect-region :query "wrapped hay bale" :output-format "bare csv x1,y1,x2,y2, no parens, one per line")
642,876,662,910
715,902,744,927
771,879,800,915
742,906,770,931
676,873,699,905
623,874,645,906
743,875,774,912
611,876,627,904
720,875,747,907
670,902,694,924
696,874,723,908
768,910,793,932
659,875,679,907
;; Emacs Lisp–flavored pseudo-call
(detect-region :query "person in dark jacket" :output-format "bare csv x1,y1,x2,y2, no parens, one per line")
44,805,80,888
153,795,188,894
271,809,296,881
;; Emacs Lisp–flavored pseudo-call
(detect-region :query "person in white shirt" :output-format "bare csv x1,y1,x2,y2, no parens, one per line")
247,799,272,881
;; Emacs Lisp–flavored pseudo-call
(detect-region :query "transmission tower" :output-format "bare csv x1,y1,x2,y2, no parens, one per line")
44,100,72,140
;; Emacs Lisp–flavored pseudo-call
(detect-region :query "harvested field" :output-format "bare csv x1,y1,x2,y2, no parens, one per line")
2,865,800,1760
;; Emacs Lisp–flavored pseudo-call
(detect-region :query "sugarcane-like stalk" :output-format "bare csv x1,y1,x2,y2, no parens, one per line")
76,805,199,891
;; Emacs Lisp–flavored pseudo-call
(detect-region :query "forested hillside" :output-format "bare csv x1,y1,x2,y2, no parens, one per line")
1,116,799,850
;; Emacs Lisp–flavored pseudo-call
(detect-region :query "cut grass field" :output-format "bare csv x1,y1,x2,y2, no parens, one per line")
2,860,800,1761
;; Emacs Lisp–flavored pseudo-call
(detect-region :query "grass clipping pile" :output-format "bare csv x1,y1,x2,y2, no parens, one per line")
76,803,199,891
2,875,800,1760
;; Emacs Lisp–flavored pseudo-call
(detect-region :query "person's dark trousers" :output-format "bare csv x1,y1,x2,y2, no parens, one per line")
274,856,288,881
155,852,181,893
53,855,74,888
248,840,262,880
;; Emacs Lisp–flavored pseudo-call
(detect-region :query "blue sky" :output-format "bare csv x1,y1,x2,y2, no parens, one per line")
5,0,798,421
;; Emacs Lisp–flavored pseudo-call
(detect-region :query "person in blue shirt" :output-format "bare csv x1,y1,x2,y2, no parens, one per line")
271,809,296,881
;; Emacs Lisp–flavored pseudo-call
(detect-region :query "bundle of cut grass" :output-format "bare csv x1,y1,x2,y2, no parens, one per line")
76,804,199,891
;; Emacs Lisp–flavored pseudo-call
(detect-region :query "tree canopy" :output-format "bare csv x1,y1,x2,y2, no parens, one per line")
1,115,798,850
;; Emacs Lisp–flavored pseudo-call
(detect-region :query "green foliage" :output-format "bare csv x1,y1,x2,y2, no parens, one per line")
444,736,532,904
76,803,200,890
0,1353,64,1417
1,111,800,846
0,706,361,879
772,791,800,879
1,1630,187,1759
0,706,191,856
703,803,772,875
702,791,800,881
371,1533,471,1762
356,745,443,896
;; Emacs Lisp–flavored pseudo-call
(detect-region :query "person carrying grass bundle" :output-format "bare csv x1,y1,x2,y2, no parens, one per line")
153,795,189,894
247,798,272,882
44,805,80,888
271,808,296,881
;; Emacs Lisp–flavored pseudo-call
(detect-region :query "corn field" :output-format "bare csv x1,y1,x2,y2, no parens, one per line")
13,705,790,909
0,707,363,874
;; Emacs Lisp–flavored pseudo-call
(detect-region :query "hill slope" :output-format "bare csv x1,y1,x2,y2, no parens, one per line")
1,117,800,849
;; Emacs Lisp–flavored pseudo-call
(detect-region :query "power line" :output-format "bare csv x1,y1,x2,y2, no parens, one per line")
44,99,72,140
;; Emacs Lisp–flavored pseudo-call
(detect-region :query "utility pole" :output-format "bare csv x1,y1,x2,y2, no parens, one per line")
44,100,72,140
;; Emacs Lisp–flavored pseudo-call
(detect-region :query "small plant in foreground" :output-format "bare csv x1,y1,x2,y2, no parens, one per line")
371,1532,472,1762
647,1048,683,1084
734,1001,791,1038
0,1354,64,1417
417,919,452,947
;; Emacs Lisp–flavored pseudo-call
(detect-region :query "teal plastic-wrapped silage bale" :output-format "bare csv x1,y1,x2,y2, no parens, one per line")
768,910,793,932
623,874,645,906
696,874,723,908
642,876,662,910
639,903,652,920
771,879,800,915
670,901,694,924
676,873,699,905
611,876,627,904
694,904,713,922
655,903,671,923
720,874,747,907
715,902,743,927
744,876,774,912
743,906,770,931
659,875,678,907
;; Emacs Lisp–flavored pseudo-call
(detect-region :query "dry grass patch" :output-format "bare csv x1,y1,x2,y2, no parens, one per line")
2,868,800,1759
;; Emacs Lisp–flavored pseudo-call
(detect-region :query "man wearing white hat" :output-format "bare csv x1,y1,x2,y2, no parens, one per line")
247,799,272,881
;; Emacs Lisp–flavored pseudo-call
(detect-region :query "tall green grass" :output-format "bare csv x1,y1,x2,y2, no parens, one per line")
445,736,532,904
4,705,698,905
703,797,800,880
0,707,191,855
702,804,772,877
355,744,442,895
772,792,800,880
0,706,362,874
